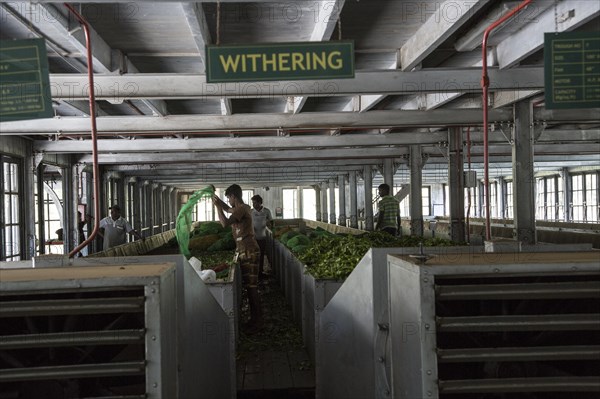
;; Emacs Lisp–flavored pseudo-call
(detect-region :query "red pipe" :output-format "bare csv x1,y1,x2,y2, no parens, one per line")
66,3,101,258
481,0,532,241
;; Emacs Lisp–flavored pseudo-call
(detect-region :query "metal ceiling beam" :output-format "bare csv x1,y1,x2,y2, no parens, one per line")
538,129,600,142
34,128,600,153
36,3,113,73
53,100,109,117
21,3,168,116
400,0,492,71
281,0,346,114
496,1,600,69
73,148,597,168
310,0,345,41
112,165,366,176
41,67,544,101
1,109,516,134
493,90,541,108
454,1,553,52
181,2,211,74
105,159,387,170
75,147,408,163
220,98,232,116
342,59,398,112
8,108,598,135
0,3,88,73
34,131,449,153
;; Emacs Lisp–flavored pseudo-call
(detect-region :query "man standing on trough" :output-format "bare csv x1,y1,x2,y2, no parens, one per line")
213,184,263,333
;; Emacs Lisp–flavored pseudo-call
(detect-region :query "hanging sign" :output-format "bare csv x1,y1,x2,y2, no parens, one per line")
544,32,600,109
206,41,354,83
0,39,53,122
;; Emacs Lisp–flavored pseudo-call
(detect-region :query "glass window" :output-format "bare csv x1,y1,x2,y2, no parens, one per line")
43,176,64,254
547,177,557,221
302,188,317,221
572,175,584,222
283,188,298,218
2,158,22,261
242,190,254,207
506,181,513,219
489,182,498,218
536,178,546,220
465,185,478,218
373,188,381,217
443,184,449,216
557,175,564,221
195,196,213,222
399,196,410,218
422,186,431,216
585,173,598,222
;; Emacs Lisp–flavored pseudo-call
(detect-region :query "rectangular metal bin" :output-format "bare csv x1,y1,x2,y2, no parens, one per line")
388,251,600,399
315,246,486,399
302,271,344,366
272,239,286,288
0,263,178,399
205,261,242,392
29,254,236,399
273,238,304,326
286,253,304,325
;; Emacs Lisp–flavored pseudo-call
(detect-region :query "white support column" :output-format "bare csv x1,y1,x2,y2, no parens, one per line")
314,185,322,222
349,171,358,229
338,174,346,226
161,185,169,232
364,166,374,231
410,145,424,237
131,178,142,236
383,158,394,188
296,186,304,220
321,182,328,224
498,177,506,219
143,180,151,236
170,188,177,229
329,179,336,224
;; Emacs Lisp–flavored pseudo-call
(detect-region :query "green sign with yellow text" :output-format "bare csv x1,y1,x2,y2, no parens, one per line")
206,41,354,83
544,32,600,109
0,39,53,122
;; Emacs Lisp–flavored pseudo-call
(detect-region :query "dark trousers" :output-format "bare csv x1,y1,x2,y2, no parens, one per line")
256,238,267,275
381,227,397,236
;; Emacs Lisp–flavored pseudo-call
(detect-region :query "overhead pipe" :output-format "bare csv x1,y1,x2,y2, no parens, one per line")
66,3,101,258
481,0,532,241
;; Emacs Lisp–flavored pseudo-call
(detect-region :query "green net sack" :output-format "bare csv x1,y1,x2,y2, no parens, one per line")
176,185,215,257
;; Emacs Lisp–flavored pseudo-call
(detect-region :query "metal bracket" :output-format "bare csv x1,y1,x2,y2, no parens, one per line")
498,122,513,144
277,128,289,137
435,144,449,162
33,152,44,169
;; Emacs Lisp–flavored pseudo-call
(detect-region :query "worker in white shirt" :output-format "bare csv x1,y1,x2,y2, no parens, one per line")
251,195,274,280
99,205,142,250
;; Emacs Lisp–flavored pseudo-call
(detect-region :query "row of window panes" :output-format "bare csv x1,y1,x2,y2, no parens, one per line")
3,163,599,261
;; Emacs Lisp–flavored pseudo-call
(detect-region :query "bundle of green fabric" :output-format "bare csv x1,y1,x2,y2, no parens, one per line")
176,186,214,258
